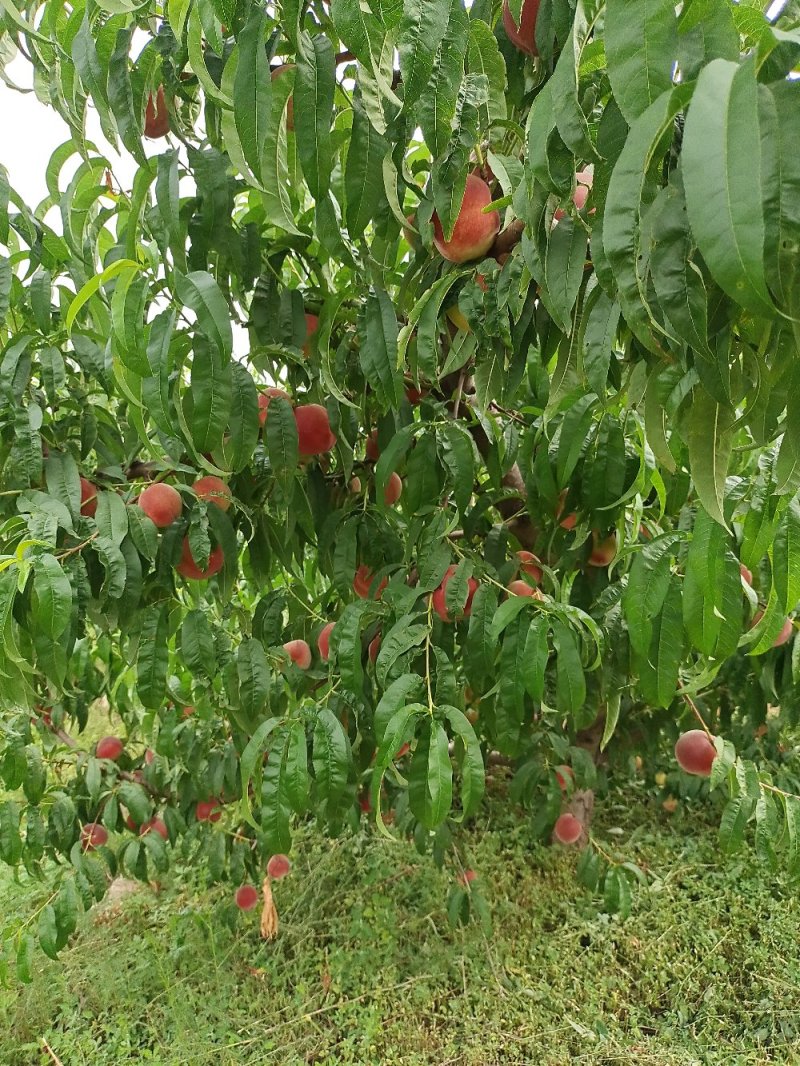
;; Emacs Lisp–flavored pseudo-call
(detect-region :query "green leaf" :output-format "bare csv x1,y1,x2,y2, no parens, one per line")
686,386,735,531
361,290,402,411
408,720,453,829
233,7,271,185
136,606,169,709
605,0,678,124
239,717,283,829
682,58,776,317
312,708,350,821
264,396,299,489
398,0,451,114
440,706,485,821
374,673,425,745
175,271,233,359
32,554,72,640
295,31,336,201
237,638,271,722
345,96,389,238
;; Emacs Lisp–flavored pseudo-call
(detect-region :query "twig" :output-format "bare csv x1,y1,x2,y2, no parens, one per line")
41,1040,64,1066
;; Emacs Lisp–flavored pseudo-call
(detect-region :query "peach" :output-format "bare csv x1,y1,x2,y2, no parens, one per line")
458,869,477,886
368,633,381,663
349,476,362,494
283,638,312,669
80,822,108,850
144,85,170,139
515,550,542,583
751,610,794,647
196,798,222,823
138,482,183,528
294,404,336,456
740,564,753,587
432,564,478,622
258,387,291,426
554,765,574,791
140,817,168,840
176,538,224,580
302,313,319,357
365,430,380,462
271,64,295,130
181,705,196,718
80,477,98,518
267,853,291,879
353,565,387,600
553,812,582,844
144,748,155,764
96,736,124,761
554,168,594,221
506,579,543,599
384,472,403,506
193,475,231,511
555,489,577,529
674,729,716,776
502,0,541,56
235,884,260,910
405,386,426,404
588,530,618,567
403,212,419,249
318,621,335,661
432,174,501,264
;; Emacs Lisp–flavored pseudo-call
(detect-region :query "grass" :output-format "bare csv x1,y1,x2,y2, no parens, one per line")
3,784,800,1065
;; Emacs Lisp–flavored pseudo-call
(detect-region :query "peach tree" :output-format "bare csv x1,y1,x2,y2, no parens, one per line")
1,0,800,965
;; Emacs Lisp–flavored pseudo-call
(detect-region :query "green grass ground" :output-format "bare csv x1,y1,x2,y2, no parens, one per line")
3,786,800,1066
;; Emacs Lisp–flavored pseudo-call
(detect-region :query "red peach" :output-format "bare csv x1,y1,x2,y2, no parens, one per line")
674,729,716,777
144,85,170,139
193,476,231,512
740,564,753,587
458,869,477,886
553,812,583,845
303,313,319,357
294,404,336,456
368,633,381,663
353,565,387,600
554,765,574,790
432,174,501,264
140,817,168,841
365,430,380,462
502,0,541,56
432,564,479,622
96,736,124,761
138,483,183,528
176,538,224,580
196,798,222,823
516,550,542,582
267,853,291,879
258,387,291,426
506,579,543,600
384,472,403,507
80,822,108,850
80,477,98,518
318,621,335,661
588,530,618,567
235,884,260,910
284,639,312,670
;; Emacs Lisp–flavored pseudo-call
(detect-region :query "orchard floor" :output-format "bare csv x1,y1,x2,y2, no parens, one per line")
3,788,800,1066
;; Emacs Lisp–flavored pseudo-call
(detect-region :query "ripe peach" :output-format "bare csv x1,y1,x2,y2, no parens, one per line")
193,476,231,511
554,168,594,221
740,564,753,587
96,736,124,761
80,822,108,850
365,430,380,462
432,564,479,622
176,537,224,580
294,404,336,456
196,798,222,823
368,633,381,663
235,884,260,910
181,705,196,718
80,477,98,518
144,85,170,139
458,869,477,886
258,387,291,426
751,610,794,647
405,386,426,404
502,0,541,56
588,530,618,567
140,817,168,840
349,477,362,494
318,621,335,661
403,212,419,249
271,63,295,130
553,812,583,845
506,579,543,599
432,174,501,264
674,729,716,776
353,565,387,600
303,313,319,357
555,489,577,529
554,765,574,790
144,748,155,765
138,483,183,528
384,472,403,506
267,853,291,879
516,550,542,583
284,638,312,669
